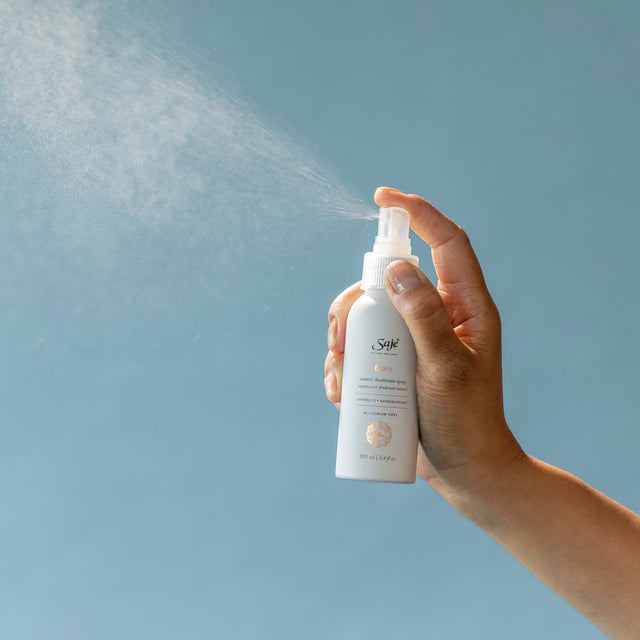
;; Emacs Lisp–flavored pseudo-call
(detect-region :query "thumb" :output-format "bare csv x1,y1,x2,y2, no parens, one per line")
384,260,460,361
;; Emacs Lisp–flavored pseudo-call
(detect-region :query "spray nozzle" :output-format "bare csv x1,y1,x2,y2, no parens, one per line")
373,206,412,256
360,206,419,290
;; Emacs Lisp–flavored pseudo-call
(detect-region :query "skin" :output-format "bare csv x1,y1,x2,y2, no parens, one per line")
324,187,640,639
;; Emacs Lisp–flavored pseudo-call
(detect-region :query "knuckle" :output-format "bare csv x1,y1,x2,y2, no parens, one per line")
456,226,471,246
325,384,336,403
477,295,501,337
324,351,334,377
324,350,342,378
407,193,427,208
327,297,341,323
400,286,445,324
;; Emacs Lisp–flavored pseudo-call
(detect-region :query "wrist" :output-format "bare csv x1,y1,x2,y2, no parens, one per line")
439,434,532,529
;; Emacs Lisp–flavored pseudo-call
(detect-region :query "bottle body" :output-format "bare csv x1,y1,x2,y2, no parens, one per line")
335,288,419,483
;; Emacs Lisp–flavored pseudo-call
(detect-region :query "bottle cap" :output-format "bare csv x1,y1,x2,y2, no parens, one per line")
361,207,419,290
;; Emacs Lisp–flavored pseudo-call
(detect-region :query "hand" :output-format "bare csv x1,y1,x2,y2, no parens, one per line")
327,188,640,637
325,187,524,505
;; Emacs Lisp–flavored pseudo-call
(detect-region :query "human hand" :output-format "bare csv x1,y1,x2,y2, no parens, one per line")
327,188,640,637
325,188,524,506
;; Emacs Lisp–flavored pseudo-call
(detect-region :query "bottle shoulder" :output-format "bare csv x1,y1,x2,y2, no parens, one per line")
352,288,394,308
348,288,403,323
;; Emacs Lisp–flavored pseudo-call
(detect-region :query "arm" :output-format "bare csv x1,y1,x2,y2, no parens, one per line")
454,453,640,639
325,187,640,639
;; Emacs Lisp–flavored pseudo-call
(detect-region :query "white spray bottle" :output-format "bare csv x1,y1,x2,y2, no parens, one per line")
335,206,420,483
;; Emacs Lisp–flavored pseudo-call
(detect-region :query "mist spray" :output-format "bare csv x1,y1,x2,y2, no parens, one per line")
335,207,420,483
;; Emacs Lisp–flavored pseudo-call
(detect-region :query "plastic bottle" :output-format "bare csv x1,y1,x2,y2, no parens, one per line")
335,206,420,483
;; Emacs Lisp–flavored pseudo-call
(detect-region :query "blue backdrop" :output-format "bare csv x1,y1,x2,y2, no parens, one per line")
1,1,638,638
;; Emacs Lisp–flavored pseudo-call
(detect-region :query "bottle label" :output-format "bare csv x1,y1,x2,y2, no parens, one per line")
366,421,392,447
336,301,419,482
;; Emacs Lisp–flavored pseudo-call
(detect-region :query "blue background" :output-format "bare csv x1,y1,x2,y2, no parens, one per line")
1,1,639,638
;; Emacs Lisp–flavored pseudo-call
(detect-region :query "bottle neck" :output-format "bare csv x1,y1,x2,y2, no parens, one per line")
360,286,393,299
360,253,419,290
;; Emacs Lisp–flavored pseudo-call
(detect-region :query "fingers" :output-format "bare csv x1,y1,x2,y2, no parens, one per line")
325,281,362,409
374,187,488,291
327,281,363,354
324,350,342,406
384,260,463,364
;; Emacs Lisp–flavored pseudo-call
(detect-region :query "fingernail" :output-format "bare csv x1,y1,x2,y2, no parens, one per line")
325,370,337,396
328,317,338,351
375,186,401,195
386,261,420,293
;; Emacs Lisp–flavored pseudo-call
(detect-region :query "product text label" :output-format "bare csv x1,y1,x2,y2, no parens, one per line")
372,338,400,352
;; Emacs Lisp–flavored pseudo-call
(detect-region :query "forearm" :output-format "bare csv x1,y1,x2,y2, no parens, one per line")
453,452,640,639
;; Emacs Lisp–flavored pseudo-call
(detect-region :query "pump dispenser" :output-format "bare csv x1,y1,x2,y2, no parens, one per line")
335,206,420,483
361,207,419,289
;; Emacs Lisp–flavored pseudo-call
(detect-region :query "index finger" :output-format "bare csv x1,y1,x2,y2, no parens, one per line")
374,187,488,291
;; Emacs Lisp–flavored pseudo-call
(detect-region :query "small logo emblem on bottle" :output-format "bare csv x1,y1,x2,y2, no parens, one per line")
366,422,392,448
